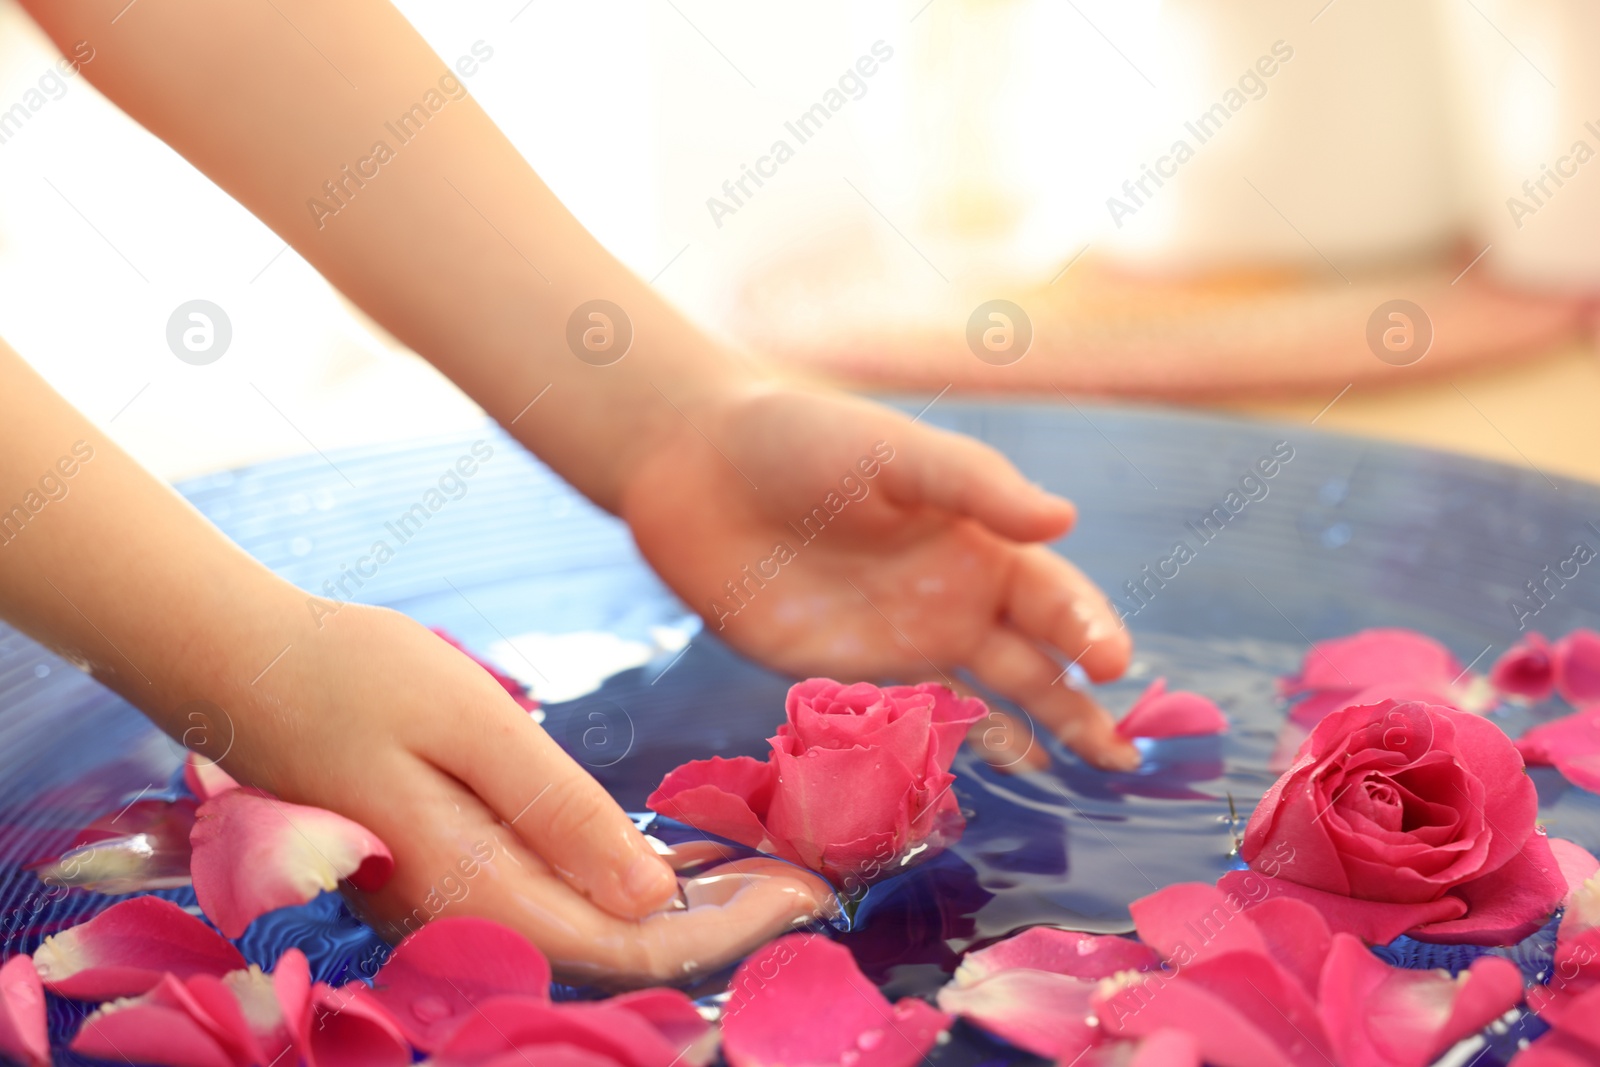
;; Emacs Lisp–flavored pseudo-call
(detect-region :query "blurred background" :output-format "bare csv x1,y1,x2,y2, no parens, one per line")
0,0,1597,481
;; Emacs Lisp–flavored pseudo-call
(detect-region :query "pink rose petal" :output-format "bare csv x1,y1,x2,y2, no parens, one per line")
1491,634,1558,701
367,917,552,1051
764,742,926,880
1094,951,1332,1066
302,982,410,1067
1239,897,1333,997
1512,1031,1600,1067
1282,630,1468,724
1082,1030,1202,1067
70,972,241,1067
1407,829,1569,945
1114,679,1227,739
0,955,48,1067
1215,869,1468,946
185,753,241,802
1318,933,1522,1067
431,994,706,1067
936,969,1099,1058
955,926,1160,983
1285,629,1463,691
1551,838,1600,896
1538,982,1600,1051
1556,630,1600,705
603,989,716,1067
1518,705,1600,792
1128,882,1270,964
645,756,788,860
722,935,949,1067
934,928,1158,1059
191,790,394,938
32,896,245,999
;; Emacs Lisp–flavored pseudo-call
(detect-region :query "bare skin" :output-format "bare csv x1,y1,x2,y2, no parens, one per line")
5,0,1136,979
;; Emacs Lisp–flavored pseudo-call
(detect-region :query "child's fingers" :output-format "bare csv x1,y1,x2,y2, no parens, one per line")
965,626,1140,771
359,770,831,986
433,697,678,921
879,422,1077,543
1003,544,1132,683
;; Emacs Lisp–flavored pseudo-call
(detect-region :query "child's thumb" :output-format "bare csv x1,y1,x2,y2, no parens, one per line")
444,706,678,920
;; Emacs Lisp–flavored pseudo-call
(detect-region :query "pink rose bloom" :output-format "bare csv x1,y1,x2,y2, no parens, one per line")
1222,698,1591,946
647,679,987,887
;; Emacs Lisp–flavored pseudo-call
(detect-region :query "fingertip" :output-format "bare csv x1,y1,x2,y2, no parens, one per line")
1057,708,1141,772
623,851,680,915
1079,625,1134,683
1037,488,1077,532
1087,739,1143,772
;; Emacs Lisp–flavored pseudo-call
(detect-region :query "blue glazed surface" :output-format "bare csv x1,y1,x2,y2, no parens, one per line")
2,400,1598,1065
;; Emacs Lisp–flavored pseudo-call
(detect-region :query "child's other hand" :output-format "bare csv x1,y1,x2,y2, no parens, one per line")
213,601,830,984
622,381,1139,771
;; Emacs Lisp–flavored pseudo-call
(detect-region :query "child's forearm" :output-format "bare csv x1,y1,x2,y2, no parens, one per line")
21,0,761,514
0,342,302,744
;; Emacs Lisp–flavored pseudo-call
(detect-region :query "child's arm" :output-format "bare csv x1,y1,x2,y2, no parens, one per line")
0,344,831,981
21,0,1136,766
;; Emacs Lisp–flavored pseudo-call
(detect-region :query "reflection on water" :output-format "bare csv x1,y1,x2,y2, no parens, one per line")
9,630,1592,1063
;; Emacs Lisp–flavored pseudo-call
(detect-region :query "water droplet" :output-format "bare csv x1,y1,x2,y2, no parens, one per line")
411,995,452,1022
892,1003,917,1021
856,1029,883,1051
841,1050,860,1067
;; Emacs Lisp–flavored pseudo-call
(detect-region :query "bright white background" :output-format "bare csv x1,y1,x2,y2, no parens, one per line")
0,0,1585,479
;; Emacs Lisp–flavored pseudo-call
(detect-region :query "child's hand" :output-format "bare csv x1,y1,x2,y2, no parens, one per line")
621,381,1140,771
205,602,833,984
0,347,831,983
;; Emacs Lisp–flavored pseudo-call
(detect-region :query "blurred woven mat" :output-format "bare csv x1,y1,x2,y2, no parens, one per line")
728,252,1592,401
